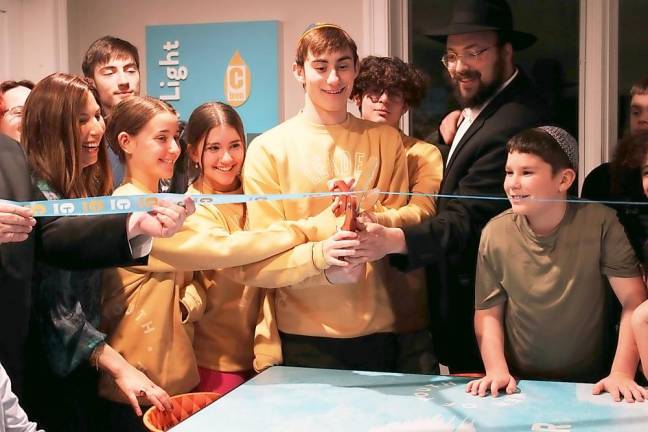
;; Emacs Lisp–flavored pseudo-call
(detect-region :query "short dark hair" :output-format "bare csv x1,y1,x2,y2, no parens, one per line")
0,80,35,113
351,56,428,108
507,128,573,174
630,76,648,98
81,36,140,78
618,132,648,170
0,80,35,94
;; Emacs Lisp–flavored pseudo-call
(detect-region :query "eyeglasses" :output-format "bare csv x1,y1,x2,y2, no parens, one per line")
1,106,23,118
364,88,404,104
441,46,494,70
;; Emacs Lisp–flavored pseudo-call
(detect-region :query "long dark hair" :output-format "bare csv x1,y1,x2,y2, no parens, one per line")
22,72,113,198
610,133,648,196
184,102,245,184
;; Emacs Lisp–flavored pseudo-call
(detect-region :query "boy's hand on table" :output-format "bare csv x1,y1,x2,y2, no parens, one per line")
592,371,648,403
466,371,517,397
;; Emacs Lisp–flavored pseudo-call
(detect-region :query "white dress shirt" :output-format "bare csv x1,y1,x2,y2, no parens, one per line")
0,363,42,432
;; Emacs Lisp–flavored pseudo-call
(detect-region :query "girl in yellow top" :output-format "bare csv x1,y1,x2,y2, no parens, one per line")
100,97,357,430
183,102,358,394
183,102,362,392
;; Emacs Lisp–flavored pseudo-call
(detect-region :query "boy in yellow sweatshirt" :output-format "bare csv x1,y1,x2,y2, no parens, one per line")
243,23,417,372
350,55,444,373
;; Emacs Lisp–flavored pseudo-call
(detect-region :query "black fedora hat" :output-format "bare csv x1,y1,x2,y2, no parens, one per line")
425,0,536,50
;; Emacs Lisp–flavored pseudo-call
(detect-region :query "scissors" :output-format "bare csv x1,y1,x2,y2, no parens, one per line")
331,157,381,231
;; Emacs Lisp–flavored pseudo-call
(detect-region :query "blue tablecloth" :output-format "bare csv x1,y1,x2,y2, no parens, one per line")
172,366,648,431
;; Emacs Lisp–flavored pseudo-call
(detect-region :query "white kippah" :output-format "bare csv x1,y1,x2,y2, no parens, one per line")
538,126,578,170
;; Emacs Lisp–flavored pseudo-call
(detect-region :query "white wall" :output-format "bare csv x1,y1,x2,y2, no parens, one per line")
67,0,365,121
0,0,67,82
0,0,23,81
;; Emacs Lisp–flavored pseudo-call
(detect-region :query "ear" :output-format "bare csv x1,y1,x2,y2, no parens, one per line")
558,168,576,192
117,131,134,157
292,62,305,84
400,103,410,117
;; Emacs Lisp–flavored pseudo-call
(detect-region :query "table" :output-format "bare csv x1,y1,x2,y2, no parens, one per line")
172,366,648,431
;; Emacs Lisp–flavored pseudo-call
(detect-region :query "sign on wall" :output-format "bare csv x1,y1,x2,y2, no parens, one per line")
146,20,279,138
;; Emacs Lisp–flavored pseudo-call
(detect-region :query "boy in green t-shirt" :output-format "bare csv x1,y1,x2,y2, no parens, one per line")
469,126,648,402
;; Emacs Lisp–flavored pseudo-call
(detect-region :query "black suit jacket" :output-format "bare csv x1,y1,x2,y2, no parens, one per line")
392,70,549,370
0,135,141,395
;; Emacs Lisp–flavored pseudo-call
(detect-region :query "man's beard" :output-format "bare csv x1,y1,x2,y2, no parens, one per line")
451,56,506,109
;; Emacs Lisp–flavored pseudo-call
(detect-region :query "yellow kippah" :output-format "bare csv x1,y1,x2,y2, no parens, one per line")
298,23,347,43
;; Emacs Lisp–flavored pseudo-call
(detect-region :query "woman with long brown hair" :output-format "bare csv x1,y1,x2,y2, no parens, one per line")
21,73,172,432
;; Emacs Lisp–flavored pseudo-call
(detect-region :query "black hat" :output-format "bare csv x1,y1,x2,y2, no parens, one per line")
425,0,536,51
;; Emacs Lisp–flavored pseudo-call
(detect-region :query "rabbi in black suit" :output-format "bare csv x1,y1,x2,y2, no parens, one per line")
352,0,549,373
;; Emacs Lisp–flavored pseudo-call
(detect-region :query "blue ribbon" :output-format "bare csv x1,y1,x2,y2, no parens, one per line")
2,190,646,218
0,191,357,217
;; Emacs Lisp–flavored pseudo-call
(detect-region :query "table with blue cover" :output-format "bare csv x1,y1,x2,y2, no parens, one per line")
171,366,648,431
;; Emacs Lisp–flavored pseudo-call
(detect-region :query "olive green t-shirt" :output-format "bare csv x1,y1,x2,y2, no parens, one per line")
475,203,640,382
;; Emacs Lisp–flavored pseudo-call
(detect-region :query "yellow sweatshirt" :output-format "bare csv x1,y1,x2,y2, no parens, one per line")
243,113,409,340
380,135,443,332
100,181,200,403
100,179,336,402
373,134,443,228
187,181,335,373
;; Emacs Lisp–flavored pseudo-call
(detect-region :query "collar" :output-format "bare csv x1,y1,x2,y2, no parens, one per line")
191,177,242,195
121,176,157,194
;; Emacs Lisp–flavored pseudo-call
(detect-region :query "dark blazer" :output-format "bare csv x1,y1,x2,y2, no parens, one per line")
391,70,549,371
0,135,141,395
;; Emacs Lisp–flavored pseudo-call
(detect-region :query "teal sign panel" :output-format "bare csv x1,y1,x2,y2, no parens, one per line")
146,20,279,135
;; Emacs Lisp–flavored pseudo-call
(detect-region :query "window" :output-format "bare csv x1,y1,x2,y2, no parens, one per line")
408,0,580,142
618,0,648,137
